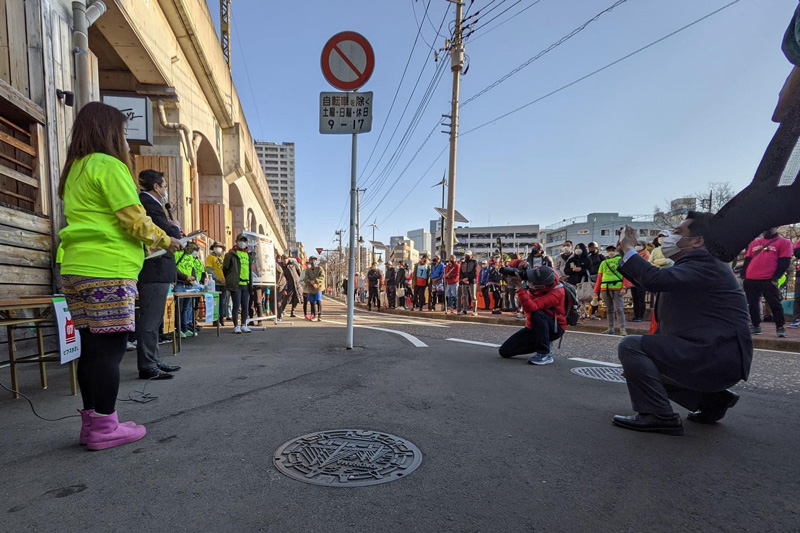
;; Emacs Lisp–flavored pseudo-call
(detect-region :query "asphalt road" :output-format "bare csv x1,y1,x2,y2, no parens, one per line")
1,301,798,532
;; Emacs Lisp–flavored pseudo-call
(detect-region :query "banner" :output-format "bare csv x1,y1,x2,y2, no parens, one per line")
203,292,215,324
53,297,81,364
243,231,276,286
163,295,175,334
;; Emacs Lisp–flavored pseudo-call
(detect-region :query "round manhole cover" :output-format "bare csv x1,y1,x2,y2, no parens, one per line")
273,429,422,487
570,366,626,383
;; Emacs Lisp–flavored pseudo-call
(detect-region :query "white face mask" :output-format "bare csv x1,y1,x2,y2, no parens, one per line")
574,249,583,256
237,241,247,250
562,247,571,254
607,251,618,258
661,233,686,258
634,245,644,252
191,251,198,258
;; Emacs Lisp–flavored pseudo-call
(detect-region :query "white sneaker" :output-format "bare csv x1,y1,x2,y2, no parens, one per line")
242,326,252,333
234,326,242,334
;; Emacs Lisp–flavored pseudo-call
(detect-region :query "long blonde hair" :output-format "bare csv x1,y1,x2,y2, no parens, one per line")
58,102,132,198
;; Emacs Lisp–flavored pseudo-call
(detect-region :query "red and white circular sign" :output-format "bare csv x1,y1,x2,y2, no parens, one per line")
320,31,375,91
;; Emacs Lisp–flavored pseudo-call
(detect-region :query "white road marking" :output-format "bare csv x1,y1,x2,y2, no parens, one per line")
446,338,501,348
320,319,428,348
568,357,622,367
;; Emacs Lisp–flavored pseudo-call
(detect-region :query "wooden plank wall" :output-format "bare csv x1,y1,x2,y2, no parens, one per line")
200,203,227,246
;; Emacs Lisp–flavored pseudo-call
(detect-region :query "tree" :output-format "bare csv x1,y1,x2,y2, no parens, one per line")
653,181,735,228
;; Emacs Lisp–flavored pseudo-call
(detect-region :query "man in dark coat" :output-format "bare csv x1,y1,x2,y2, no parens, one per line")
384,261,397,308
612,213,753,436
136,170,181,379
279,256,303,318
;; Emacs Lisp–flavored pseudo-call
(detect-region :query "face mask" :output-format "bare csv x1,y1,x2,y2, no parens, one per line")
214,248,223,255
634,245,644,252
237,241,247,249
191,251,198,258
574,249,583,256
607,251,617,258
310,261,317,267
160,191,168,203
660,233,686,259
562,247,571,254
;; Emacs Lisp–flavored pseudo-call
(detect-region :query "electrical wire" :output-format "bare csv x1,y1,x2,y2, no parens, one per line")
460,0,631,108
0,381,80,421
361,58,449,209
379,144,450,226
466,0,523,34
467,0,546,43
231,15,267,139
359,0,434,181
359,5,451,189
464,0,504,22
411,0,436,50
459,0,744,138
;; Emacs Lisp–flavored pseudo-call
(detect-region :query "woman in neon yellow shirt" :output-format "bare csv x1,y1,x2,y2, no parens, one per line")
59,102,181,451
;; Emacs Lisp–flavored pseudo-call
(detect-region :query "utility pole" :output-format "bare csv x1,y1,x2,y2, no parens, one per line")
356,188,366,273
335,229,344,296
432,170,446,258
444,0,464,259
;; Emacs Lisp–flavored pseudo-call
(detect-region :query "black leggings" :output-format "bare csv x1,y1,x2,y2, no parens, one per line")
77,330,128,415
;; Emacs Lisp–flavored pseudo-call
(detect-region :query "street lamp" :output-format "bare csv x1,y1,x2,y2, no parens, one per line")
358,235,365,272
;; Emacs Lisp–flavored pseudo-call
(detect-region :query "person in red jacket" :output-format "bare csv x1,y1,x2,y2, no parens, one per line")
498,266,566,365
444,255,461,314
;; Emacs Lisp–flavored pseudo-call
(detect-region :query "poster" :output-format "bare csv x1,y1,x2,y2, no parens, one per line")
53,297,81,364
243,231,276,286
163,295,175,334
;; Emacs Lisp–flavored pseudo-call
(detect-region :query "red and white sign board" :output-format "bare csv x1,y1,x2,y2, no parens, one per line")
53,297,81,364
321,31,375,91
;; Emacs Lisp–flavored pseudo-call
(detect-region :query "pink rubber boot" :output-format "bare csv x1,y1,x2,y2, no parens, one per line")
86,412,146,451
79,409,135,445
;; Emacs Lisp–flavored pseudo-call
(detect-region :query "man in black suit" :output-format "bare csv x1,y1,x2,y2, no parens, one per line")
136,170,182,380
612,212,753,436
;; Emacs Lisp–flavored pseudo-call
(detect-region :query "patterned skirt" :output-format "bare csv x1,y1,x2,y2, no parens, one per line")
61,275,138,334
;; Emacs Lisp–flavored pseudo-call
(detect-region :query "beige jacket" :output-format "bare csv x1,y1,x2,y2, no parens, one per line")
304,265,326,294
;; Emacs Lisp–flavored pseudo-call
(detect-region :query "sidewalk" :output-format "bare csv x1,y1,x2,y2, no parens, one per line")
342,297,800,353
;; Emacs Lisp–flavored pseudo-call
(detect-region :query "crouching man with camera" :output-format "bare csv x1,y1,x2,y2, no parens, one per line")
498,266,567,365
612,215,753,436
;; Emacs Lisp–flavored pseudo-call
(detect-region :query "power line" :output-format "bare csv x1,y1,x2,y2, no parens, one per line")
379,144,449,226
362,58,449,208
231,15,266,138
460,0,631,108
358,4,451,189
467,0,523,30
359,0,433,180
411,0,436,49
459,0,744,138
464,0,504,22
364,119,443,223
467,0,546,43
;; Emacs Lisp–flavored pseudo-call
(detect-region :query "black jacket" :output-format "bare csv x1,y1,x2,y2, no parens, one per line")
385,267,397,285
618,249,753,391
460,259,478,283
586,251,606,276
564,246,592,285
396,267,408,288
137,192,180,284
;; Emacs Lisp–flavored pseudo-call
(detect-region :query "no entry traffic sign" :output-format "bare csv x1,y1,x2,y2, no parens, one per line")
320,31,375,91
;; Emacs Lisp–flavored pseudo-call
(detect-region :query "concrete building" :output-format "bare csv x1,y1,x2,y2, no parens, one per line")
407,228,432,257
433,224,541,259
391,242,419,267
542,213,660,257
255,141,296,249
0,0,287,303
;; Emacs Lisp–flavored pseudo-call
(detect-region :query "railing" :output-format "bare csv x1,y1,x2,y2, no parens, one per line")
544,214,654,231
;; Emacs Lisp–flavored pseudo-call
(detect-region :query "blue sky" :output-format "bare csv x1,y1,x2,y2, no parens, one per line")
208,0,797,252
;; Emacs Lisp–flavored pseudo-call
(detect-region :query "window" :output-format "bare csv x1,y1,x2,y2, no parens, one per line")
601,230,610,236
0,114,41,213
639,229,649,237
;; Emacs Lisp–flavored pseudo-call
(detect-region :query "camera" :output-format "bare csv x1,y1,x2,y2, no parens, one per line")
499,266,524,277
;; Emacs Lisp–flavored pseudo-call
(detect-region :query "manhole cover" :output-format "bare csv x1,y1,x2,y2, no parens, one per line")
273,429,422,487
570,366,626,383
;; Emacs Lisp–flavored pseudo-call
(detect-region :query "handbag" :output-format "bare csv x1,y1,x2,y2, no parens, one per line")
577,274,594,302
397,287,405,298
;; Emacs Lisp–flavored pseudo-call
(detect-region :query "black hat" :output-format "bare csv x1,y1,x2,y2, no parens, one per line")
525,265,556,288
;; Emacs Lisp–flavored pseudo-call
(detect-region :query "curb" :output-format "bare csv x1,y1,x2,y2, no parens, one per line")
334,298,800,354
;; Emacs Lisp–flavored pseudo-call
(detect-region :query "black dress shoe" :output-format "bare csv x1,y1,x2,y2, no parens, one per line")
138,369,174,380
158,363,181,372
612,413,684,436
687,390,739,424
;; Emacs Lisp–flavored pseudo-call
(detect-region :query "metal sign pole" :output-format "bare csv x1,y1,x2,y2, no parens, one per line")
346,131,357,349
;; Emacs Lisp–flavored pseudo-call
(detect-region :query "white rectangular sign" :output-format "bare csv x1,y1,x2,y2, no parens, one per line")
319,91,373,134
53,297,81,364
101,93,154,145
242,231,277,286
203,293,215,324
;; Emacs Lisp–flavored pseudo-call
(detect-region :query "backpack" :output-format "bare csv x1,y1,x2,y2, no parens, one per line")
557,282,580,327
